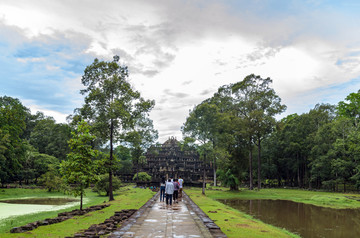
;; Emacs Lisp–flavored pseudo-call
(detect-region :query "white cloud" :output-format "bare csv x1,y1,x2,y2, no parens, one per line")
1,0,360,142
23,100,69,123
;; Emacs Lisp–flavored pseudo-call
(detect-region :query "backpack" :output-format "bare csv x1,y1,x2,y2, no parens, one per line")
174,182,179,190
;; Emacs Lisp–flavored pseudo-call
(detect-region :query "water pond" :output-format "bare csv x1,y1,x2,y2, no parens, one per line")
0,197,79,220
218,199,360,238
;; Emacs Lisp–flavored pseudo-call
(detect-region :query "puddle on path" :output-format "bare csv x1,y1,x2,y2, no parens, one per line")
219,199,360,238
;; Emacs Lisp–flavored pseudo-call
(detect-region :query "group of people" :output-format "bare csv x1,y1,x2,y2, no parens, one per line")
159,176,184,206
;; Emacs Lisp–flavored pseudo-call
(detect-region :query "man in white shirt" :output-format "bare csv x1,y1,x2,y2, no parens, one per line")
165,179,174,206
178,176,184,201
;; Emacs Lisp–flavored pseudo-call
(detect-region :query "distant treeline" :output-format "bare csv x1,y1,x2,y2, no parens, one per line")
182,74,360,192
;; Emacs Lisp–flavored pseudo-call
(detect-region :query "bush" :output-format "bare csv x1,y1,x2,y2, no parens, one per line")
133,172,151,182
93,174,122,195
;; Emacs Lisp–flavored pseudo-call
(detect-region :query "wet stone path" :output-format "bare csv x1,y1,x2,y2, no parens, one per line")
109,193,215,238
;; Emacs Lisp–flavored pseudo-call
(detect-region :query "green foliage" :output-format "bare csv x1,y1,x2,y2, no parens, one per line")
30,117,71,160
71,56,156,201
122,117,158,180
38,164,65,192
337,89,360,127
133,172,151,182
217,169,239,190
60,121,99,210
0,96,28,184
93,173,122,195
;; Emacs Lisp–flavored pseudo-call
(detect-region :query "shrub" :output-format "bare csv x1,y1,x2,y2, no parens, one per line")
133,172,151,182
93,173,122,195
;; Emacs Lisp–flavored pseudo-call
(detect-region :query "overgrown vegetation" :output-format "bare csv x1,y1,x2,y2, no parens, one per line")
0,186,155,237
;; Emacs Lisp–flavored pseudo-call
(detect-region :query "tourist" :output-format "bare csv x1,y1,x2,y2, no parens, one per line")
178,176,184,200
173,178,180,203
165,179,174,206
160,177,166,202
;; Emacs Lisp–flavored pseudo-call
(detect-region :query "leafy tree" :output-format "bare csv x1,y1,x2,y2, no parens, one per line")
0,96,28,184
232,74,286,190
217,168,239,189
114,145,133,175
39,164,64,192
123,117,158,181
19,143,59,184
30,117,71,160
182,102,218,194
72,56,155,201
133,171,151,182
0,129,10,186
93,173,122,195
60,121,99,210
337,90,360,127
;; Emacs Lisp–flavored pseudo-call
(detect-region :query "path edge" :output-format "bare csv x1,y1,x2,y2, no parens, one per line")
108,191,159,237
182,191,228,238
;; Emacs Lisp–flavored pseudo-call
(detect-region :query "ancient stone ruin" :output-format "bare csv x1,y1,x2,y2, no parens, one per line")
142,137,213,186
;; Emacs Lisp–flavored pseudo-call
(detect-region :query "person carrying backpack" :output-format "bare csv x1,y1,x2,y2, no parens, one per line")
173,179,180,203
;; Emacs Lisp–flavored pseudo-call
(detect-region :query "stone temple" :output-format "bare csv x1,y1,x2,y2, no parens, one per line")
142,137,213,186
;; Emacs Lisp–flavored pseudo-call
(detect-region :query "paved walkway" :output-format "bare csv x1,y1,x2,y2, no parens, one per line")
109,193,214,238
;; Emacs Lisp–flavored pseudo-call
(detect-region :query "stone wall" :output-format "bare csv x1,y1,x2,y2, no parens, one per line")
142,137,213,184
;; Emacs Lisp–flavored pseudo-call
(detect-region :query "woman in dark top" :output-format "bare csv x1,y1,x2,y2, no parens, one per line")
160,177,166,202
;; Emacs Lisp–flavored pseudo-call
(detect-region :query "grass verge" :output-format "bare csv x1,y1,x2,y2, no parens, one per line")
204,187,360,209
185,187,360,238
0,186,155,237
186,187,296,238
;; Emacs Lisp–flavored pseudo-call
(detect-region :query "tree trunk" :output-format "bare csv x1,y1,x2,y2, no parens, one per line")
202,154,206,195
213,156,217,187
109,119,114,201
80,190,83,211
257,139,261,190
297,155,301,187
136,161,139,182
249,147,253,190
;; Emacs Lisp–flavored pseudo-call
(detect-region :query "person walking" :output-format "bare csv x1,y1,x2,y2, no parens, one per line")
178,176,184,201
173,179,180,203
165,179,174,206
160,178,166,202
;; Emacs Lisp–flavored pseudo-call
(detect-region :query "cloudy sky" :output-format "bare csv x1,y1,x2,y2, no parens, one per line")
1,0,360,142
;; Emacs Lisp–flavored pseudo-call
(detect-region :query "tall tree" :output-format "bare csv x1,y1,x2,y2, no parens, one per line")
0,96,28,184
337,90,360,128
123,117,158,182
182,102,220,194
60,121,99,210
73,56,154,201
232,74,286,190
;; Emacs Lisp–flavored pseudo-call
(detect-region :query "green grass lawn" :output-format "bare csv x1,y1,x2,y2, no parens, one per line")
185,187,360,238
0,186,155,237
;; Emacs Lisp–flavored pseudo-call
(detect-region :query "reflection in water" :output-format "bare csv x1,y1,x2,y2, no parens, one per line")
218,199,360,238
0,197,80,220
0,198,77,205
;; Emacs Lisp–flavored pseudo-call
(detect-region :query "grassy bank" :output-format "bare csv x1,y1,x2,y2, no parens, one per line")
204,187,360,209
186,187,299,238
185,187,360,238
0,186,155,237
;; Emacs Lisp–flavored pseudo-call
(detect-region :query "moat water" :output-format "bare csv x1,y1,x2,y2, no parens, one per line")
0,197,79,220
218,199,360,238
